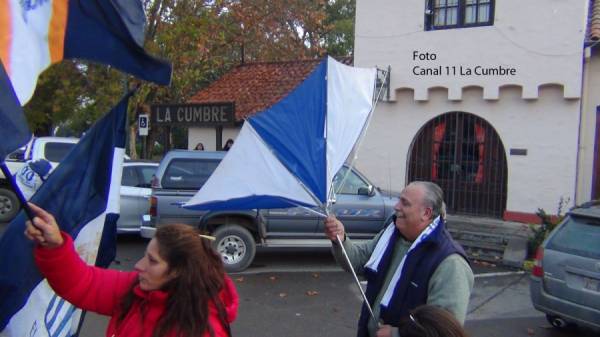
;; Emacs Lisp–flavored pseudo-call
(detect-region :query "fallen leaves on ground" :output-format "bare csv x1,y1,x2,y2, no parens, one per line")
473,260,497,267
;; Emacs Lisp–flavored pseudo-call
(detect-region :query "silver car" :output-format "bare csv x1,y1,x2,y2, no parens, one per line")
530,202,600,331
118,161,158,234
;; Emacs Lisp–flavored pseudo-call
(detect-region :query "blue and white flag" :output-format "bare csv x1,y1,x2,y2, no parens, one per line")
0,91,130,336
1,0,172,105
183,57,377,212
0,62,28,160
0,0,172,159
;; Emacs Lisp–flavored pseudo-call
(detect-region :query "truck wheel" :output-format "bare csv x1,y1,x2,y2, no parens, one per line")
213,225,256,273
0,188,19,223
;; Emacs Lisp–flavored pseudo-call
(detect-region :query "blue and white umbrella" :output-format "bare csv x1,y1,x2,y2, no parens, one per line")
183,57,377,213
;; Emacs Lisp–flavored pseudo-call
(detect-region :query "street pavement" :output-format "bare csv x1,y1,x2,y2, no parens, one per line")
78,269,598,337
74,236,598,337
2,227,598,337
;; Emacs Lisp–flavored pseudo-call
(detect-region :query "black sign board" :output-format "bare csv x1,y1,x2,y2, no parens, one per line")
151,102,235,126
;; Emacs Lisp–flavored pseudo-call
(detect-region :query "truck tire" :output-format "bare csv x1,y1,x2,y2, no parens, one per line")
0,187,19,223
213,225,256,273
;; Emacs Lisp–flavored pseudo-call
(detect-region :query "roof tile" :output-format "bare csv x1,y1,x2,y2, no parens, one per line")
189,57,353,120
189,59,322,120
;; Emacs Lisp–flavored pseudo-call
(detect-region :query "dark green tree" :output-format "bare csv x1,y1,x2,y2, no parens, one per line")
324,0,356,57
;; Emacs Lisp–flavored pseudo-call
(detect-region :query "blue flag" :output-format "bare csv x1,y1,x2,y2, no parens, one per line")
0,62,29,160
0,91,130,336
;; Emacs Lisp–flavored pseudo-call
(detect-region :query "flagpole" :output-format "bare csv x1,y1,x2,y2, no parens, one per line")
300,201,378,324
335,233,378,323
320,67,387,326
0,162,35,221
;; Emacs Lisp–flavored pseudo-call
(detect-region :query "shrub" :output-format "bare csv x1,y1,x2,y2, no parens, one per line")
527,197,569,257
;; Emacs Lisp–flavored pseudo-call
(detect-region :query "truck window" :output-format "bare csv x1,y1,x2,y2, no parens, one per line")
6,148,25,161
333,167,369,195
138,166,157,187
44,143,76,162
162,159,221,190
122,167,140,187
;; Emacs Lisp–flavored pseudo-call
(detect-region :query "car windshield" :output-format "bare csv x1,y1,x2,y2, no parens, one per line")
162,158,221,190
44,142,76,162
546,215,600,259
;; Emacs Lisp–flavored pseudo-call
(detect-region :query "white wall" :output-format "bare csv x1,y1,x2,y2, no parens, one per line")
353,0,587,215
188,127,240,151
356,85,580,215
355,0,587,101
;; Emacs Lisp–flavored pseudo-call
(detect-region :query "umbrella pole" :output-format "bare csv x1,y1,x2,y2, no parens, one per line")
335,234,378,324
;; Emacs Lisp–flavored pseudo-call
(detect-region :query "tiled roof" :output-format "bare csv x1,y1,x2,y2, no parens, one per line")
589,0,600,42
189,57,353,120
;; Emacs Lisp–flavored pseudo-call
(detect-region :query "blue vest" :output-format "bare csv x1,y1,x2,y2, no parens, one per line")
356,219,468,337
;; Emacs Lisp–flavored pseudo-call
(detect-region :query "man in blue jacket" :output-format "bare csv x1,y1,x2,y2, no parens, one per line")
325,181,473,337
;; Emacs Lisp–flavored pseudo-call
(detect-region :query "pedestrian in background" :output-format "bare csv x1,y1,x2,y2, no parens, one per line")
325,181,473,337
25,203,238,337
194,142,205,151
222,139,234,151
390,305,470,337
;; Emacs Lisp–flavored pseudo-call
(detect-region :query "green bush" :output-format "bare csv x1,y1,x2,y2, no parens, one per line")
527,197,569,257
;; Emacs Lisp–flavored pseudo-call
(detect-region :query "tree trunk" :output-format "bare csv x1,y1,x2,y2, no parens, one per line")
129,125,138,159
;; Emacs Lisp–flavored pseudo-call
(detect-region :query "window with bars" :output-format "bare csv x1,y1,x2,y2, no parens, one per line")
425,0,494,31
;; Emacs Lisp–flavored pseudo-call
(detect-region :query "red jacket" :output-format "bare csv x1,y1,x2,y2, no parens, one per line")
34,233,238,337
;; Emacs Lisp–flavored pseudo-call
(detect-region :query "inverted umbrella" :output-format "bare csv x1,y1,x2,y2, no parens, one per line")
184,56,384,321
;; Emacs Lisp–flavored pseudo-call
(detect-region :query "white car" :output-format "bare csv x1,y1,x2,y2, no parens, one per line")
118,161,158,234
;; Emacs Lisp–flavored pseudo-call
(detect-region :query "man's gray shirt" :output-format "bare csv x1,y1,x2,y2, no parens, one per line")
332,230,474,337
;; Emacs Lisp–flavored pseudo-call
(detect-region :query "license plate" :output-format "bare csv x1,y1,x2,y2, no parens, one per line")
583,277,600,292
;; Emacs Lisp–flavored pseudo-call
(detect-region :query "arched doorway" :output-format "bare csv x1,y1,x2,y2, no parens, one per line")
408,112,507,218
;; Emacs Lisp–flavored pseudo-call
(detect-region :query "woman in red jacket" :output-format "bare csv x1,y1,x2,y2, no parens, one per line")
25,203,238,337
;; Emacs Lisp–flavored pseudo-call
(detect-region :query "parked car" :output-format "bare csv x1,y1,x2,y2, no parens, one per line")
118,161,158,233
530,201,600,331
141,150,398,272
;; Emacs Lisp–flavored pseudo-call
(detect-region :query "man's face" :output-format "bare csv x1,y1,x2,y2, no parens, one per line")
393,184,431,241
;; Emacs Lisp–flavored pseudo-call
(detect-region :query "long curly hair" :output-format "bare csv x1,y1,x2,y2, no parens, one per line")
118,224,229,337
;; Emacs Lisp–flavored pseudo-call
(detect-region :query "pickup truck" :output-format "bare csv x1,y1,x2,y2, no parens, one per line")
0,137,79,222
141,150,398,272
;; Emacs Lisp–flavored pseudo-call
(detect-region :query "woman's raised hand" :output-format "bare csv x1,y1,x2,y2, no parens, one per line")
24,203,64,249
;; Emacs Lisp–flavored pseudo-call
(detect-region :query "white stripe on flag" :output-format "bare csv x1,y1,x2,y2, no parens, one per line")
7,0,53,104
106,148,124,214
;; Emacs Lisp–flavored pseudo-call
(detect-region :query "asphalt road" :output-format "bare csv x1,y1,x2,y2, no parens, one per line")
78,270,598,337
77,235,599,337
2,227,598,337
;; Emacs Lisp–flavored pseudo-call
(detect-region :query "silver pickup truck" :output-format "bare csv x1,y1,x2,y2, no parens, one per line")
141,150,398,272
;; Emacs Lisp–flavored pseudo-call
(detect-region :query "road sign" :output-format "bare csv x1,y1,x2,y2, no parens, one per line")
138,114,149,136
